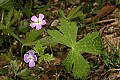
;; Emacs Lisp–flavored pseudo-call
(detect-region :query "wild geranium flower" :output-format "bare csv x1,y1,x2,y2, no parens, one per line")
24,50,37,67
30,14,46,30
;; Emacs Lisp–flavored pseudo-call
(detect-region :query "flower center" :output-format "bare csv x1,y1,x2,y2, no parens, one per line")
28,56,33,61
37,19,42,24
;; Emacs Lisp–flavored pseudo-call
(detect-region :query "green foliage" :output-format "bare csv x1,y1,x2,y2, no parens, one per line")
0,0,13,11
62,49,89,79
116,0,120,5
34,41,47,55
76,32,102,54
101,41,120,69
0,68,8,75
22,29,44,46
0,22,6,29
58,6,86,20
110,0,120,5
0,8,53,47
16,68,31,79
21,7,33,18
58,8,66,19
1,49,14,62
10,60,19,76
0,0,10,6
40,36,57,46
67,6,82,19
48,18,78,47
48,18,102,79
10,60,31,79
34,41,55,64
18,20,29,33
0,8,22,43
0,8,20,29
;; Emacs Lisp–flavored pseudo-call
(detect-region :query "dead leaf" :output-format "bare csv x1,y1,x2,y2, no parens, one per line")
42,74,49,80
86,5,116,23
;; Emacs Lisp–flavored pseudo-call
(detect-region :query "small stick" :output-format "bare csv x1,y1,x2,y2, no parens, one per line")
95,19,116,24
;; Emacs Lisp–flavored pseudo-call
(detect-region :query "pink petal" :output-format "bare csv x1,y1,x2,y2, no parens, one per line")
41,20,46,25
31,16,38,22
30,23,36,28
28,50,34,56
33,55,37,61
29,60,35,67
36,25,42,30
39,14,44,20
24,54,29,63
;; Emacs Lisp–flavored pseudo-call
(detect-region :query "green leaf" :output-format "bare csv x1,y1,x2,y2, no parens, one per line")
62,49,89,78
17,68,30,77
8,10,20,27
48,18,78,48
1,49,14,62
18,20,29,33
76,32,102,54
48,18,102,79
34,41,55,64
67,6,81,20
5,8,14,26
0,0,10,7
3,27,22,43
38,55,45,64
57,8,66,19
34,40,47,55
5,8,20,28
22,29,44,46
0,22,6,29
0,68,8,75
72,11,86,19
36,3,50,15
116,0,120,5
21,7,33,18
40,36,57,46
10,60,19,75
38,54,55,64
0,0,13,11
4,8,20,28
43,54,55,62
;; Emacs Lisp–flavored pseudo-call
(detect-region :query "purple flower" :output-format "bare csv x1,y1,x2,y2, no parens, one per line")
24,50,37,67
30,14,46,30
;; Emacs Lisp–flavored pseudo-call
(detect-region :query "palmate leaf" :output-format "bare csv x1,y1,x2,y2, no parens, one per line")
62,49,89,78
48,18,102,79
76,32,102,54
48,18,78,48
34,41,55,64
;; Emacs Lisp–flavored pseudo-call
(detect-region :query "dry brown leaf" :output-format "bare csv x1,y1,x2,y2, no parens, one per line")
42,74,49,80
86,5,116,23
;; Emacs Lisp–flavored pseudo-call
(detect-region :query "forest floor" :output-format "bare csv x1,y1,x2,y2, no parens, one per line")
0,0,120,80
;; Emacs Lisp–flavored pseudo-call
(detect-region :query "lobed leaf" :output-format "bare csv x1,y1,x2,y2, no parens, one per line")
34,41,47,55
67,6,81,19
58,8,66,19
62,49,89,78
76,32,102,54
48,18,103,79
22,29,44,46
48,18,78,48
